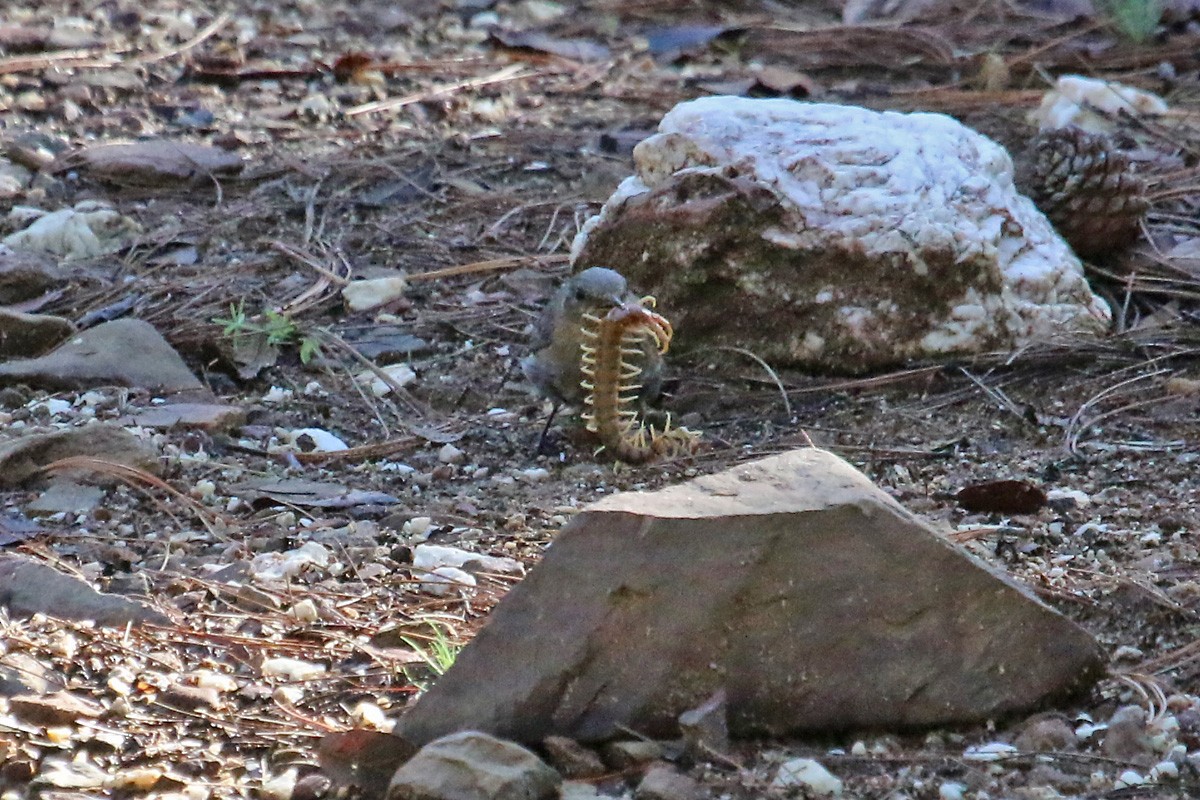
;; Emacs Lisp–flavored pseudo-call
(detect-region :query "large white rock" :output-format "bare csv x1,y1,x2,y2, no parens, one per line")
571,97,1111,372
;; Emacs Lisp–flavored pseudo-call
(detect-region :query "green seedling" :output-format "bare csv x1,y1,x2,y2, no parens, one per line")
214,300,323,364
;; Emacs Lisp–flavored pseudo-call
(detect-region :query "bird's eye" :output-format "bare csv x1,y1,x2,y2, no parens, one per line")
574,288,587,301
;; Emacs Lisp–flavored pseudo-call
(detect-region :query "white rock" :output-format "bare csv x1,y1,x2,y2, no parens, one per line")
963,742,1018,761
283,427,348,452
939,782,967,800
3,202,141,260
250,542,331,581
413,543,524,576
418,565,477,596
1150,760,1179,780
261,386,293,403
259,768,297,800
1115,769,1145,788
438,443,465,464
403,516,434,538
771,758,842,796
290,598,320,623
261,657,326,681
342,274,408,311
358,362,416,396
1046,488,1090,508
572,96,1110,372
1030,75,1167,134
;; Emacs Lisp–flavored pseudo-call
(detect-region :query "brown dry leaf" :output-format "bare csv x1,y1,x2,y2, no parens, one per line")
956,479,1047,515
67,140,244,186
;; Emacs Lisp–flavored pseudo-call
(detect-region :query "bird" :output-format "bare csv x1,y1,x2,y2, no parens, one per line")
522,267,663,449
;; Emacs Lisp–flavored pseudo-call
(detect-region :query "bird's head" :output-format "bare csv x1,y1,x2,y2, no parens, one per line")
563,267,630,311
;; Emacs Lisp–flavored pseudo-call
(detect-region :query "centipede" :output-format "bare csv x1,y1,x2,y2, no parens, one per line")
578,298,701,464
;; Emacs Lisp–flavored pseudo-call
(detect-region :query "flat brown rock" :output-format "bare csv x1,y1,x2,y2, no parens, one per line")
395,449,1104,746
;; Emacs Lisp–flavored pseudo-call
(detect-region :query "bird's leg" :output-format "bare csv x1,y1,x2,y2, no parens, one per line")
534,401,563,456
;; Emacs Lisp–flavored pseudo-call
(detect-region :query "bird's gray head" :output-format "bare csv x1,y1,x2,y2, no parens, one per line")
563,267,629,309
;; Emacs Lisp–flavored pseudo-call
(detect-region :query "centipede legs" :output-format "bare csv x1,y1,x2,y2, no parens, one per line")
578,299,700,464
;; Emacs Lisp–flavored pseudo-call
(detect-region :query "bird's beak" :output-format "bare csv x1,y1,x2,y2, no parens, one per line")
608,294,626,307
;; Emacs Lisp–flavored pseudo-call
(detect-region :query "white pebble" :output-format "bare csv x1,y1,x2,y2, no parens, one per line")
1115,769,1144,788
261,657,326,681
939,782,967,800
771,758,842,796
419,566,477,596
290,598,319,623
438,443,465,464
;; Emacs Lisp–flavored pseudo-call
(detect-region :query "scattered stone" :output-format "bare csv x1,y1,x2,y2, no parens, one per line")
0,319,206,395
560,781,606,800
0,652,64,696
678,690,729,760
66,140,244,186
438,443,465,464
0,309,74,357
412,544,524,576
0,245,62,304
771,758,842,797
636,764,703,800
10,691,104,725
250,543,332,582
542,736,606,779
0,423,159,487
230,478,398,510
571,96,1109,373
342,274,408,312
3,201,141,260
962,742,1018,761
159,682,224,712
1103,705,1154,765
393,449,1104,745
603,740,666,770
418,565,477,597
285,427,349,453
0,554,168,626
121,402,246,431
387,731,560,800
359,362,417,396
1014,712,1077,752
26,479,106,514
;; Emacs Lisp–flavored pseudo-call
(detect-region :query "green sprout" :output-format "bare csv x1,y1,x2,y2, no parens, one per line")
213,300,324,364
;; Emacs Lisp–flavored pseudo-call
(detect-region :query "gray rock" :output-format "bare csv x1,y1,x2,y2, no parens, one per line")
120,401,246,431
0,554,168,626
636,764,704,800
394,449,1104,745
0,318,206,395
386,731,560,800
0,309,74,357
26,480,105,514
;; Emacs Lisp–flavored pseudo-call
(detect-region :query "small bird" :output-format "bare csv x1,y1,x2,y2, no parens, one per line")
522,267,663,446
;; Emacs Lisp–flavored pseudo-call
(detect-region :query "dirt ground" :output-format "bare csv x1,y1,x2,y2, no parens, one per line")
4,0,1200,798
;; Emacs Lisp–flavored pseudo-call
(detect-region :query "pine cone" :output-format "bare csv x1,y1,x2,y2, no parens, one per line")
1014,126,1148,260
